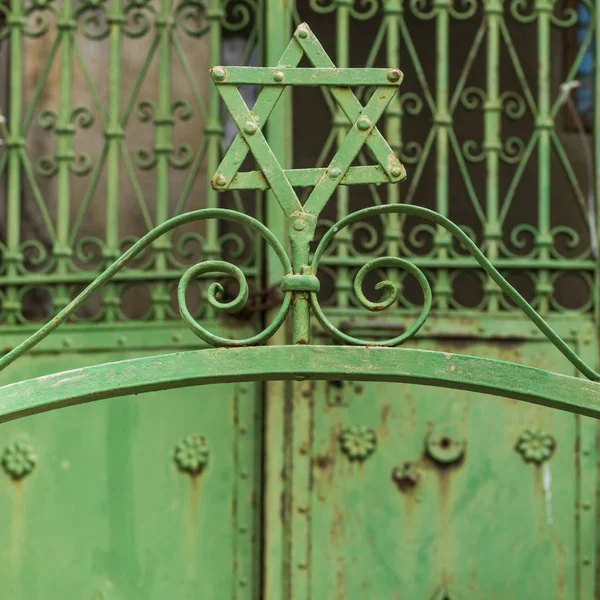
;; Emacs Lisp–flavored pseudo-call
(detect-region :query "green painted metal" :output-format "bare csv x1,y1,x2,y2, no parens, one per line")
0,3,599,598
1,346,599,423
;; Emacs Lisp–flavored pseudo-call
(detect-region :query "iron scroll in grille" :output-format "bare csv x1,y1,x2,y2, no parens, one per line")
0,23,600,387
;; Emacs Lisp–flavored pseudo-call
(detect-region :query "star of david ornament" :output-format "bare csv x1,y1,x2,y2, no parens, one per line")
210,22,406,220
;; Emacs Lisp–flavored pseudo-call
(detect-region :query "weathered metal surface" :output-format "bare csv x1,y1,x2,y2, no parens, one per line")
299,339,591,599
0,349,262,599
0,346,600,424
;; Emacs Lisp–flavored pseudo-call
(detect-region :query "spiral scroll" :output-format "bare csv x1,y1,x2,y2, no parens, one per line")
0,209,293,374
309,205,600,382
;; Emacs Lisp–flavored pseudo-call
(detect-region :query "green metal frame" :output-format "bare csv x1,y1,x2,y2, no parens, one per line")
0,23,599,420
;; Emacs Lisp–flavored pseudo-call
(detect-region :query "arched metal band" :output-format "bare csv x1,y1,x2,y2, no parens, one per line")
0,346,598,424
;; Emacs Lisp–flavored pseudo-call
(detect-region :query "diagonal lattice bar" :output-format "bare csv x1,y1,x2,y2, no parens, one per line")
211,22,406,220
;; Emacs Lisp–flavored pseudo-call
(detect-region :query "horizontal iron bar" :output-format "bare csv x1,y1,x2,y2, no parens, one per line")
229,166,388,190
0,346,598,423
214,67,403,86
319,257,596,270
0,268,259,286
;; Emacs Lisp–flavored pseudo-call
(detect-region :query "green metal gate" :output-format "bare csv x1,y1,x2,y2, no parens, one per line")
0,1,599,598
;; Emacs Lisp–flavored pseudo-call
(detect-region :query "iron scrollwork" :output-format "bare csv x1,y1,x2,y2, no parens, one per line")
1,23,600,390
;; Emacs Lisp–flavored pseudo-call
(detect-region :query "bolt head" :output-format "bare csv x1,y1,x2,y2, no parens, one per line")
387,68,402,83
297,26,309,39
273,70,284,82
293,218,306,231
244,121,258,135
211,67,226,81
329,167,342,179
215,174,227,186
357,116,371,131
391,166,402,178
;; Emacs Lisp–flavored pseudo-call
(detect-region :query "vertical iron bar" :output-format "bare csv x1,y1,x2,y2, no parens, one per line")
104,0,123,322
535,0,552,313
594,0,600,326
5,0,24,325
53,0,75,313
152,0,173,320
203,0,224,323
483,0,501,311
334,0,352,312
434,0,452,309
264,3,293,600
385,0,402,259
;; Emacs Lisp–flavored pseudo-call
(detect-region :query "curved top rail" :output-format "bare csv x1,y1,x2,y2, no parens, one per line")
0,346,598,424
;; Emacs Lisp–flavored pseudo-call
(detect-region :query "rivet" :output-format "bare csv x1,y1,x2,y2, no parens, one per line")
239,426,248,435
299,444,308,455
386,68,401,83
63,337,73,348
273,70,284,82
212,67,226,81
583,502,592,510
357,116,371,131
583,557,592,566
297,26,309,38
239,525,248,533
329,167,342,179
240,470,249,479
391,166,402,178
117,336,126,346
244,121,258,135
293,218,306,231
297,563,307,570
172,333,182,343
239,579,248,588
297,504,309,514
215,174,227,186
583,448,591,456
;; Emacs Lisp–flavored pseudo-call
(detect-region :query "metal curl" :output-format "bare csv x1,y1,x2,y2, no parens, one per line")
550,226,591,260
349,221,381,255
219,232,248,262
71,106,95,129
500,137,525,164
509,0,536,23
500,91,527,120
222,0,255,32
169,144,194,169
24,0,57,38
38,109,58,131
461,87,486,111
350,0,380,21
174,0,209,37
550,3,578,27
0,209,293,373
75,0,110,40
399,92,424,116
134,148,157,170
448,224,478,257
19,240,54,273
171,100,193,122
70,153,93,176
407,222,436,250
123,0,155,38
409,0,439,19
35,156,58,178
73,236,106,267
462,139,486,163
309,0,337,14
310,256,432,346
449,0,478,20
399,141,423,165
310,204,600,381
508,223,538,251
135,100,156,123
